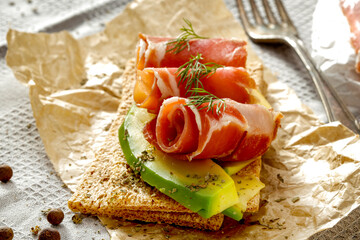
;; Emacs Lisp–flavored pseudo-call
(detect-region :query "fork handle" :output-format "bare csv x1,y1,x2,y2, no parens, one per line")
286,37,360,133
285,36,336,122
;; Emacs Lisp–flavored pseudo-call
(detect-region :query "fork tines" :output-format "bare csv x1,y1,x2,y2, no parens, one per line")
237,0,294,28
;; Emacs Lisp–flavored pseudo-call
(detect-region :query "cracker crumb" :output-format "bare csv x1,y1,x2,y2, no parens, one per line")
72,213,83,224
31,225,41,235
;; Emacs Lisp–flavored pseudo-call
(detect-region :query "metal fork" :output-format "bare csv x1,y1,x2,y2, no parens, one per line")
237,0,360,133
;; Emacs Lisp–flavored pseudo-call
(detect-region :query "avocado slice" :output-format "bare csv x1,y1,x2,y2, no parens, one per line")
219,158,257,176
119,105,239,219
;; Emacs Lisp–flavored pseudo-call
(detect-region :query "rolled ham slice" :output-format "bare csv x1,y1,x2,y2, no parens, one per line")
134,67,256,113
144,97,282,161
341,0,360,73
136,33,247,70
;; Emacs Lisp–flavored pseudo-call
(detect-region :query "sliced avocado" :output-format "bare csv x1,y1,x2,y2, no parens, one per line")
223,175,265,221
219,158,257,176
119,105,239,219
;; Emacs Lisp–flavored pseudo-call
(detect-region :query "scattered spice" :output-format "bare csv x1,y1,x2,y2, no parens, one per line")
80,77,88,86
277,173,284,183
138,150,155,162
186,182,207,192
185,173,220,192
275,197,286,203
250,219,286,230
122,178,130,185
41,208,52,215
0,164,13,182
30,225,41,235
132,150,155,174
104,122,111,131
134,225,142,232
32,8,39,14
292,197,300,203
269,218,280,223
26,123,32,129
72,213,83,224
0,226,14,240
123,129,129,140
47,208,64,225
38,228,60,240
260,199,268,207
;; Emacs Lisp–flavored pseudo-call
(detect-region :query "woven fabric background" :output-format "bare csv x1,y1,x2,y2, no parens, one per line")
0,0,358,239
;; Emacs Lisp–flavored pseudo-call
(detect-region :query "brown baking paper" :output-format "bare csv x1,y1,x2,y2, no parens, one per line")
5,0,360,239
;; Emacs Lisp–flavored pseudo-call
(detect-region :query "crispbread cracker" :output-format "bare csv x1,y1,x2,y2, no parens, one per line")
68,59,262,231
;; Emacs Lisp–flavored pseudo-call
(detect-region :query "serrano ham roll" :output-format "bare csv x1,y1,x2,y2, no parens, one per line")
144,97,282,161
136,33,247,70
341,0,360,73
134,67,257,113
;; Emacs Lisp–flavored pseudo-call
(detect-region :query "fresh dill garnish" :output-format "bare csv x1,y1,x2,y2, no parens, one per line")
176,54,223,96
169,21,226,114
186,88,227,115
166,19,208,54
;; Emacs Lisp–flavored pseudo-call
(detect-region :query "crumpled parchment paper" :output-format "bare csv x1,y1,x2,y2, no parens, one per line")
5,0,360,239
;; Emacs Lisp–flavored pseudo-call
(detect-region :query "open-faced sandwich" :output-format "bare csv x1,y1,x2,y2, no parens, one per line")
68,20,282,231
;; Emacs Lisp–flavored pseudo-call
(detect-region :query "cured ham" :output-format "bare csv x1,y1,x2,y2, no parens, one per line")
136,33,247,70
341,0,360,73
144,97,282,161
134,67,257,113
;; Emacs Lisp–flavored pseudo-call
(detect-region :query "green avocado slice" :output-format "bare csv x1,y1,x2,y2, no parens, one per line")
219,158,257,176
118,105,239,219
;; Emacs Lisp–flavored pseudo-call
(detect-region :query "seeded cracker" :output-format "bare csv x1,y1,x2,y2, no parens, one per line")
68,59,261,231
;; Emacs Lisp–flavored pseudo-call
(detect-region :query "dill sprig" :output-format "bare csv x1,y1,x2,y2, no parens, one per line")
186,88,227,115
167,19,208,54
176,54,223,96
176,54,226,114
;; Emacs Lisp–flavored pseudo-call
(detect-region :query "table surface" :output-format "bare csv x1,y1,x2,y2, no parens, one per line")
0,0,359,239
